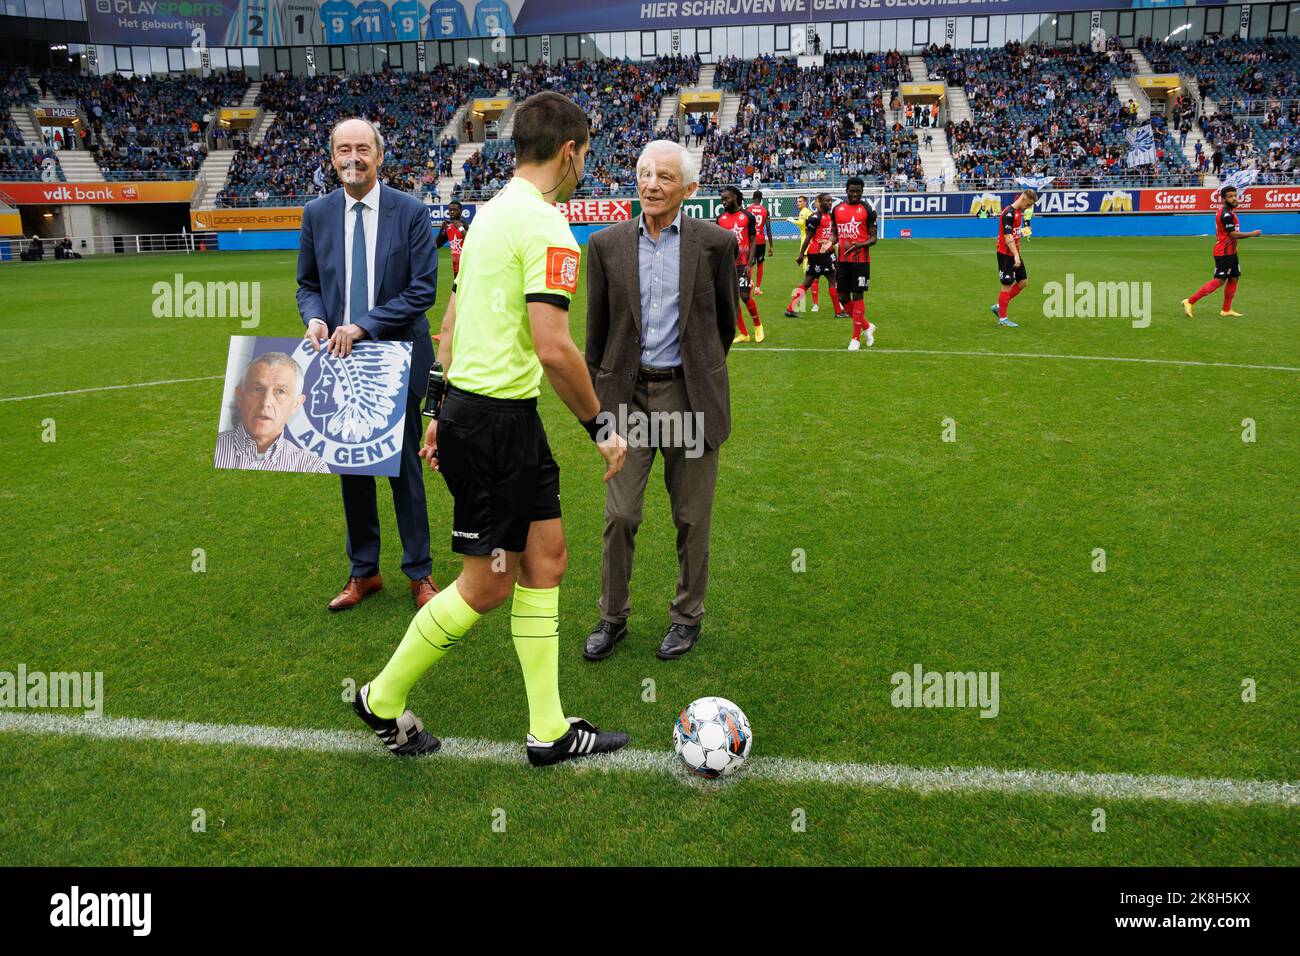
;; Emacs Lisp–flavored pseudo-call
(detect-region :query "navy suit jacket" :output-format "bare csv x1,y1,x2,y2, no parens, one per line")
296,183,437,397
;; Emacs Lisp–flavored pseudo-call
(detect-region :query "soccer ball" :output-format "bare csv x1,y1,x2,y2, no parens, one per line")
673,697,752,778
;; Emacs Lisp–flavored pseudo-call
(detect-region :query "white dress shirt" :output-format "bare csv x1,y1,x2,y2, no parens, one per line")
342,180,380,324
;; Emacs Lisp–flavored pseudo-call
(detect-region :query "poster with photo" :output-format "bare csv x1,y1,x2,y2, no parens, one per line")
215,336,412,477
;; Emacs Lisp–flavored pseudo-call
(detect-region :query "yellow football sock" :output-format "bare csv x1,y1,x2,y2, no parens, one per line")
368,580,481,720
511,583,569,742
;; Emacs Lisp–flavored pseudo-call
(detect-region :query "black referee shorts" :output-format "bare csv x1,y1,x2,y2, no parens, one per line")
436,385,562,556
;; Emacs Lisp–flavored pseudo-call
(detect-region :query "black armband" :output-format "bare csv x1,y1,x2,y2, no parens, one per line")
579,414,603,442
421,362,446,419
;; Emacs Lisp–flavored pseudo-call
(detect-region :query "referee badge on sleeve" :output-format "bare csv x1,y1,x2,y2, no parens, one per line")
546,247,580,294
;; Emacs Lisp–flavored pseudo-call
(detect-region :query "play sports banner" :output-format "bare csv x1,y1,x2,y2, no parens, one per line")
0,181,197,204
87,0,1225,47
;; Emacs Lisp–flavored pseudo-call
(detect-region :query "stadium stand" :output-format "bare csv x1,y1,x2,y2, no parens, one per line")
701,52,923,190
218,64,496,206
39,71,249,181
1144,37,1299,183
921,41,1197,189
0,145,63,181
4,39,1292,202
2,69,35,147
484,55,701,198
0,69,64,181
443,56,700,200
453,140,515,199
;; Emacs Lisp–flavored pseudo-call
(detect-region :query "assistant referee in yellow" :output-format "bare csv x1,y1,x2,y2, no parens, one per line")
352,91,631,765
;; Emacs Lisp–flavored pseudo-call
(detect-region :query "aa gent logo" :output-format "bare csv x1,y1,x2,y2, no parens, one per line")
288,339,411,472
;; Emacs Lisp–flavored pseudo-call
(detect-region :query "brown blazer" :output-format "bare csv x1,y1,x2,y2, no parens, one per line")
584,213,739,450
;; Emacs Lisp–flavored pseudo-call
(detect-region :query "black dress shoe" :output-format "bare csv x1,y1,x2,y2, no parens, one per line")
583,620,627,661
656,622,701,660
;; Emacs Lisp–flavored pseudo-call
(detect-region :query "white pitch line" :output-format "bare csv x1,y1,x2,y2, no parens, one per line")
732,347,1300,373
1,711,1294,808
0,375,224,404
3,347,1297,406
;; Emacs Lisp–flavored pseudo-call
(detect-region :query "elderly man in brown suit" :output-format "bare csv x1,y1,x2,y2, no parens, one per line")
584,140,739,661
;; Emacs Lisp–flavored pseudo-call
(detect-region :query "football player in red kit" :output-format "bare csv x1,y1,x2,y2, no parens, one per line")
717,185,763,343
990,188,1036,328
435,200,470,277
1182,186,1262,318
831,177,878,350
785,192,847,318
746,190,774,294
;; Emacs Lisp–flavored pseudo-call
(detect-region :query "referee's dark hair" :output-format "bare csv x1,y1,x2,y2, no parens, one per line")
513,91,590,165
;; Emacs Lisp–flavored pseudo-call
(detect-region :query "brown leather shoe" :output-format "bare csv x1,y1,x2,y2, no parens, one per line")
328,574,382,612
410,575,440,609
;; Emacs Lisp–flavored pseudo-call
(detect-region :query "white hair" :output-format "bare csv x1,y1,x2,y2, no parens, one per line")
637,139,698,188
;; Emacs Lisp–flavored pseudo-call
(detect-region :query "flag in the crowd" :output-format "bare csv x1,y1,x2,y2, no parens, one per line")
1219,168,1260,194
1126,125,1157,167
1016,173,1055,191
925,174,946,187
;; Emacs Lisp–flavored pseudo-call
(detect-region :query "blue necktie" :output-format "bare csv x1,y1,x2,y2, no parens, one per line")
350,201,368,324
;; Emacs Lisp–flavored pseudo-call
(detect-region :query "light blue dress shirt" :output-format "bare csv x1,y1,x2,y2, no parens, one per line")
637,209,683,368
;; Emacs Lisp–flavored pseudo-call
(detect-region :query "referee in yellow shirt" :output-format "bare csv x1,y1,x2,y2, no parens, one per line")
353,91,631,765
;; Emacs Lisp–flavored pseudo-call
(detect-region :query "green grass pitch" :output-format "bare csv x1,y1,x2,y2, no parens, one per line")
0,234,1296,866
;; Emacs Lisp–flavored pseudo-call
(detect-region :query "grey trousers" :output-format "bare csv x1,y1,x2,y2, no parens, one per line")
599,375,719,627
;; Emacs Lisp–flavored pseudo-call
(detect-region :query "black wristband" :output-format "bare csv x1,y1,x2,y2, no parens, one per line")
580,415,603,442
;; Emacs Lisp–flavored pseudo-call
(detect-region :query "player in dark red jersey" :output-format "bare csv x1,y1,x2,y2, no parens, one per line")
717,185,763,343
990,188,1037,328
785,192,847,318
746,190,774,295
830,177,878,349
1182,185,1262,318
435,200,469,278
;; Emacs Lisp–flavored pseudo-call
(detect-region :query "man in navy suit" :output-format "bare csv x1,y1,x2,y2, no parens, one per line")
297,117,440,612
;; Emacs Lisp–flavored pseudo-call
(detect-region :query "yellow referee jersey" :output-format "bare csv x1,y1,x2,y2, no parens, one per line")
449,177,581,400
